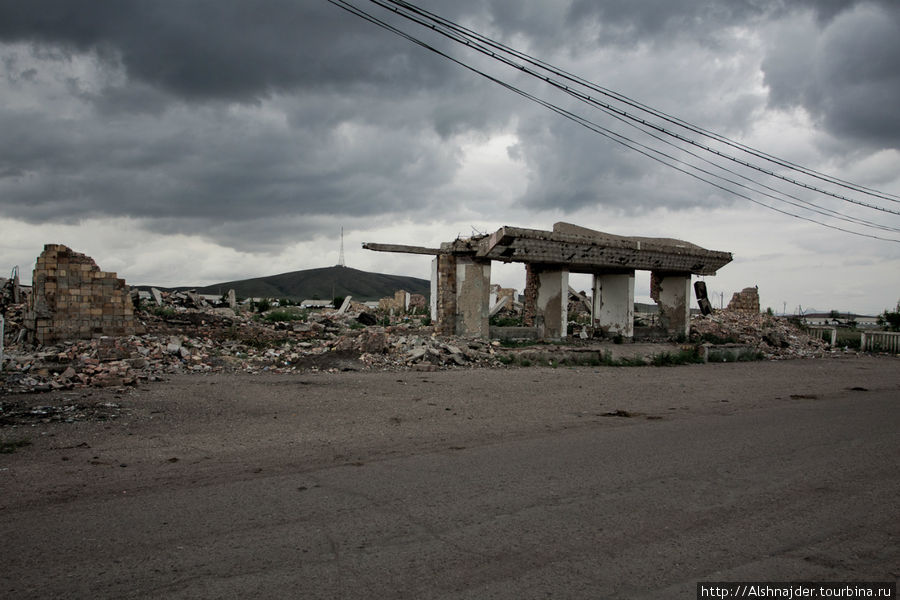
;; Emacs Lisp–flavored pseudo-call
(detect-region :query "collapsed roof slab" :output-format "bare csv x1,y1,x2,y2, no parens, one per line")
474,223,732,276
364,222,731,276
363,223,732,340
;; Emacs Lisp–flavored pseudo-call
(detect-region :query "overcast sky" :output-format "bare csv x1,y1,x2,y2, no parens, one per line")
1,0,898,315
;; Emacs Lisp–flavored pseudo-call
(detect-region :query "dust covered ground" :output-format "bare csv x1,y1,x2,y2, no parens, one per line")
1,356,898,599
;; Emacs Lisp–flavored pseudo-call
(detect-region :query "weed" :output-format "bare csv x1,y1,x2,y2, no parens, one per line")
707,348,765,363
263,309,308,323
490,315,524,327
498,338,539,348
151,306,176,318
649,350,703,366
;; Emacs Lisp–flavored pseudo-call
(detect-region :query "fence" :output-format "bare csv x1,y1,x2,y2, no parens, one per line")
807,326,837,346
859,331,900,353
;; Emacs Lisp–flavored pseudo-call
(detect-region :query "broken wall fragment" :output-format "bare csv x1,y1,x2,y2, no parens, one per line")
25,244,138,345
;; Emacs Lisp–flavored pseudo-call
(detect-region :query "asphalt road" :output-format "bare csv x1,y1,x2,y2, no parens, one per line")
2,357,898,599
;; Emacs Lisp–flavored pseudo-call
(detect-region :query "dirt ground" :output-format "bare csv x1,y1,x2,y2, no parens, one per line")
1,355,898,598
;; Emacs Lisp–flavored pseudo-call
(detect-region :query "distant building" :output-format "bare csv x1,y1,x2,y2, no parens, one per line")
803,313,879,328
300,299,332,309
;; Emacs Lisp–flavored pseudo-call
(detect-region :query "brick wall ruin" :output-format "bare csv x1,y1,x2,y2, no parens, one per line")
435,255,457,335
727,286,760,313
522,264,539,327
26,244,137,345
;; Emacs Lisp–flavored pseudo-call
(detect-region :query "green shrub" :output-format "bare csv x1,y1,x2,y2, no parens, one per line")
490,315,524,327
152,306,176,318
707,348,765,363
263,309,308,323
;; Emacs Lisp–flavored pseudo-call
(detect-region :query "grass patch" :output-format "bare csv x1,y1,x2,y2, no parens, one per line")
500,349,704,368
151,306,176,318
835,329,861,349
498,338,539,348
598,349,703,367
649,350,705,366
0,439,31,454
262,309,308,323
490,315,524,327
707,348,766,363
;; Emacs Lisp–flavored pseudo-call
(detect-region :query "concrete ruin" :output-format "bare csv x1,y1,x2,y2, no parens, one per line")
365,223,732,340
25,244,138,345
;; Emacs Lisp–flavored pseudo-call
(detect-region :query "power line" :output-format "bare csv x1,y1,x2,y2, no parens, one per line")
328,0,900,242
383,0,900,207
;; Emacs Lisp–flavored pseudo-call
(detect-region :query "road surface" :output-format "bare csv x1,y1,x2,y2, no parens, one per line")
1,356,898,598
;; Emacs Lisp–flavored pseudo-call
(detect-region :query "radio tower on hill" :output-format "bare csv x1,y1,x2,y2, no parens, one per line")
338,227,346,267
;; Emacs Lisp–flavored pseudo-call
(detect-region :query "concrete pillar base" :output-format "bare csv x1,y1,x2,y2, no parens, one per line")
534,266,569,340
454,257,491,338
592,271,635,338
650,271,692,338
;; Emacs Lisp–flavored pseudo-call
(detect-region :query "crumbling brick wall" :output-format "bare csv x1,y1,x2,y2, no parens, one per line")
523,264,539,326
435,255,457,335
378,290,413,313
727,286,760,313
26,244,137,345
408,293,426,312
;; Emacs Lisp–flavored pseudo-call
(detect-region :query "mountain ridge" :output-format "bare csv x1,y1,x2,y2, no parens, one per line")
138,265,430,302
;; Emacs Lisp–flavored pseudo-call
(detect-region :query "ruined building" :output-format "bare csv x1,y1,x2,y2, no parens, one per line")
25,244,137,345
727,286,761,313
365,223,732,340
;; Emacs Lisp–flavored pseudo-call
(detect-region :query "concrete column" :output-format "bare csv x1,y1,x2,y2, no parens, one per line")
454,257,491,338
650,271,691,338
534,266,569,340
434,255,457,336
523,264,539,326
592,271,635,338
430,258,438,322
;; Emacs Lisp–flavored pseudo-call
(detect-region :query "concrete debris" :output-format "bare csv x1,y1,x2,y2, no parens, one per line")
0,261,867,397
690,310,828,359
356,312,377,326
1,295,510,395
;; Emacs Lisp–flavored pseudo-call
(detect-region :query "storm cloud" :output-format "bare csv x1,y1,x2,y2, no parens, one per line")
0,0,898,314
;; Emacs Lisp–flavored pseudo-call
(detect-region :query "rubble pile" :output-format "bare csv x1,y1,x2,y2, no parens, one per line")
1,301,507,393
0,267,873,396
691,310,828,358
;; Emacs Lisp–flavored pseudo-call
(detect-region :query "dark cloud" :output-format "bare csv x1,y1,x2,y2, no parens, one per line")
762,2,900,150
0,1,465,102
0,0,897,253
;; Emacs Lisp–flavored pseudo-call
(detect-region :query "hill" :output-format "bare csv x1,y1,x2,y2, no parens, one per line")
149,266,431,302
